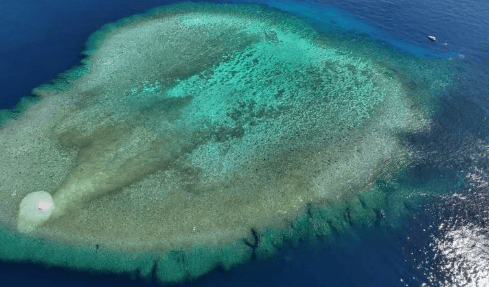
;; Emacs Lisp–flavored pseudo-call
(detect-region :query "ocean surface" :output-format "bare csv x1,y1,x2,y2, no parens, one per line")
1,0,488,286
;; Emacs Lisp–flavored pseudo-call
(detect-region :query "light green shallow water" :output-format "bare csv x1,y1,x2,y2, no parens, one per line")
0,2,456,284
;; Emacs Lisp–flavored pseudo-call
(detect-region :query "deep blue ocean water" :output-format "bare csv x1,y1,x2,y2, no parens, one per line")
1,0,488,286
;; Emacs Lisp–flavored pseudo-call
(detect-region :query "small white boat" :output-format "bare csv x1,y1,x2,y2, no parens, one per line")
428,35,437,41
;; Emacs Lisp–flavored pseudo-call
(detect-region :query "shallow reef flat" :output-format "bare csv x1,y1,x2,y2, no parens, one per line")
0,2,457,284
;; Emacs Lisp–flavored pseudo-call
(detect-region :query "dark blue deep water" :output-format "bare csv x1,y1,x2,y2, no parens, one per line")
1,0,488,286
